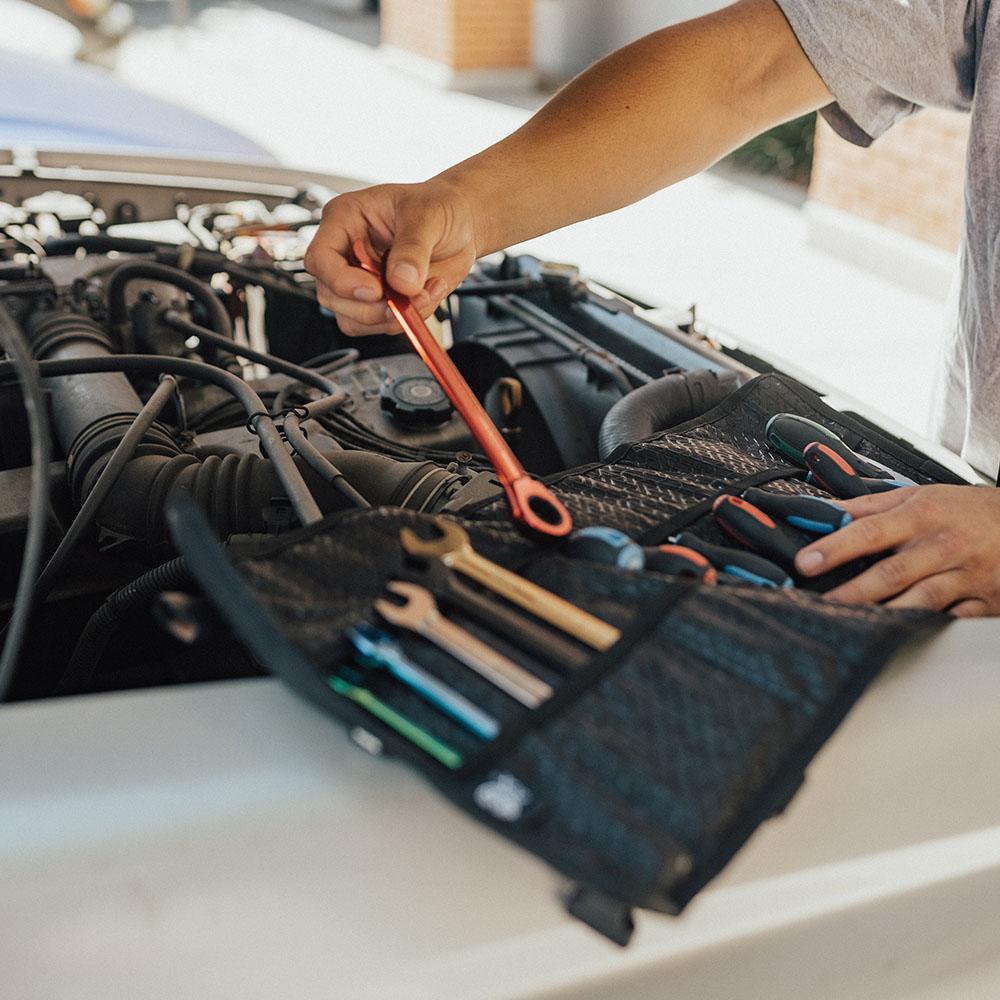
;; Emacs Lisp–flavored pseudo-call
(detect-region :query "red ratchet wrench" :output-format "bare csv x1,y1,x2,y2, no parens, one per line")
352,241,573,539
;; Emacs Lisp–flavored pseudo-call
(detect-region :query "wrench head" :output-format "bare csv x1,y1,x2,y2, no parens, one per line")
374,580,439,629
505,477,573,539
399,519,471,562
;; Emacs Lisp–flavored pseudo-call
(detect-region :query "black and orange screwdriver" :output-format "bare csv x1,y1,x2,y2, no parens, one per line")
765,413,915,484
803,441,872,499
673,532,794,589
712,494,806,569
644,544,718,584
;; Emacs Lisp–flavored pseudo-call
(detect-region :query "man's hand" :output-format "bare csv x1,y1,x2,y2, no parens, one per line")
794,485,1000,617
304,180,479,336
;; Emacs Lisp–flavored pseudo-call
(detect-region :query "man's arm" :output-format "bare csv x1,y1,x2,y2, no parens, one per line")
446,0,830,255
305,0,831,335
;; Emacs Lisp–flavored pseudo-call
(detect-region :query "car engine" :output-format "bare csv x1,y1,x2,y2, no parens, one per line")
0,160,749,701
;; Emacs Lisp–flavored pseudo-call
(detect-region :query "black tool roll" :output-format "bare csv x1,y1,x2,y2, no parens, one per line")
170,373,956,945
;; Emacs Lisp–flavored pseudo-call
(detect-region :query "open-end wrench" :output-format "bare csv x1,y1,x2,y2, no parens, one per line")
328,671,464,770
347,622,500,739
375,581,554,708
400,519,621,651
352,240,573,539
400,557,590,672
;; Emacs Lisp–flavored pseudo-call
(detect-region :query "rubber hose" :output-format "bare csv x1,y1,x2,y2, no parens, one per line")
105,259,240,373
597,369,739,461
57,557,192,694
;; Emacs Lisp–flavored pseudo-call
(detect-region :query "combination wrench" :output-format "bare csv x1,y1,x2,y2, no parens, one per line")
375,581,554,709
400,519,621,651
351,240,573,539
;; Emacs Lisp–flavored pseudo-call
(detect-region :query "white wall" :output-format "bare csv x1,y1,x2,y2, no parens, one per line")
601,0,726,50
535,0,727,81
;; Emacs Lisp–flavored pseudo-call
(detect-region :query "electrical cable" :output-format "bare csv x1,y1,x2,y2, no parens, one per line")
0,301,52,701
32,376,180,604
282,397,371,510
301,348,359,371
160,310,340,397
0,354,328,527
57,557,192,695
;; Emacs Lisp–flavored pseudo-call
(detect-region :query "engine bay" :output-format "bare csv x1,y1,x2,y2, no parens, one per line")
0,157,751,701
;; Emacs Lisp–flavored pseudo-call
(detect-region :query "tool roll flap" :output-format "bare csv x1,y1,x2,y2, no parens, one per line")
174,372,952,944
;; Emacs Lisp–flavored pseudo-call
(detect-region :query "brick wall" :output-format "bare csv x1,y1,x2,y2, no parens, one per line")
381,0,533,71
808,109,969,251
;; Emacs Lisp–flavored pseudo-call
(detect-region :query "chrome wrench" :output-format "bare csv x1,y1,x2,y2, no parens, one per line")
374,581,554,708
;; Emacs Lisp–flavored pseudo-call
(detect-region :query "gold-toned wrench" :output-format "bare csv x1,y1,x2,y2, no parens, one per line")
399,520,621,652
375,582,553,708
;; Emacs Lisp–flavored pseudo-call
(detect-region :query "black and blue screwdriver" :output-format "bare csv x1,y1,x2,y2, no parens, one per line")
566,526,718,582
712,494,806,570
672,531,794,589
741,487,852,536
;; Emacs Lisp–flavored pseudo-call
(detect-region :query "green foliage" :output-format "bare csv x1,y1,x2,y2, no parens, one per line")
724,112,817,186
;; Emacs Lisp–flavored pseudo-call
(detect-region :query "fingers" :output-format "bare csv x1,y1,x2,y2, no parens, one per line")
951,599,989,619
305,184,475,335
885,570,968,611
315,283,435,325
304,204,384,305
795,508,913,577
824,540,959,605
334,293,443,337
385,200,441,296
338,316,402,337
836,488,913,518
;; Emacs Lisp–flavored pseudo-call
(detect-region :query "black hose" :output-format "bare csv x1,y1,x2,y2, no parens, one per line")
106,259,233,336
0,302,52,701
32,376,179,602
57,557,192,695
301,348,359,371
43,237,319,305
160,310,340,397
0,354,325,526
597,369,740,461
283,397,371,510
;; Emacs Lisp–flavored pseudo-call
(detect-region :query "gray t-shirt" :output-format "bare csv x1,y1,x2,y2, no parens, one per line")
775,0,999,476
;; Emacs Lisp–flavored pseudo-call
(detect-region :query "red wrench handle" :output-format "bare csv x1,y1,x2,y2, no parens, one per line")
352,241,572,538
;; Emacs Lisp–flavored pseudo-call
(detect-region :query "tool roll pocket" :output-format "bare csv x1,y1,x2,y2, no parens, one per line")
178,372,957,943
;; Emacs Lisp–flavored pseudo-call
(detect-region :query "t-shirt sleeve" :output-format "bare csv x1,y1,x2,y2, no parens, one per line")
774,0,981,146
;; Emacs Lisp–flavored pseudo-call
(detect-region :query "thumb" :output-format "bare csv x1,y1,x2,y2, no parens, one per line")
385,202,439,296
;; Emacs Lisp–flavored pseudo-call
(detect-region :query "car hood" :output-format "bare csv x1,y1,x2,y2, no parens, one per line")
0,47,272,159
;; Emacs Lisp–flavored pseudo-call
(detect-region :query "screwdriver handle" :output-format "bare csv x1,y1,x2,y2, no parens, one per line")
643,544,718,584
765,412,915,484
804,442,872,499
765,413,873,473
673,532,794,589
711,494,805,569
565,526,645,570
741,487,852,536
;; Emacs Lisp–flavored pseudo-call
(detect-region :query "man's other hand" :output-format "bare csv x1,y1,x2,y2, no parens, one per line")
795,485,1000,617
